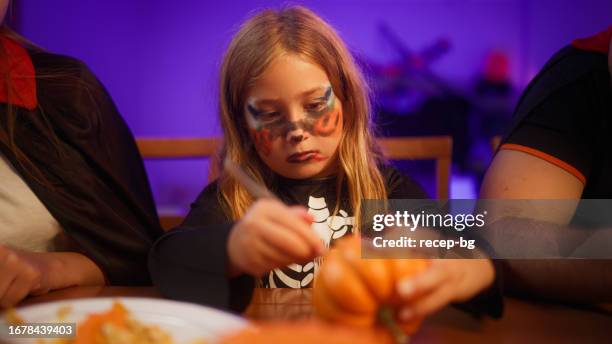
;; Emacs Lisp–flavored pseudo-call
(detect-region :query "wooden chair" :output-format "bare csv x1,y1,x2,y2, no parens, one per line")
377,136,452,199
136,137,221,230
138,135,453,230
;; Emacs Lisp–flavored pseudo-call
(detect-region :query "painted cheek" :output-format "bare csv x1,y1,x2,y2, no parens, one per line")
313,108,342,137
249,128,273,156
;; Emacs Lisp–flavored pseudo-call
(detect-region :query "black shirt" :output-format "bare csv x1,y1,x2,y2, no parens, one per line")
501,45,612,198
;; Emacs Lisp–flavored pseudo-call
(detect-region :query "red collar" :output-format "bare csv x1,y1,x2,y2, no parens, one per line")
572,25,612,55
0,35,37,110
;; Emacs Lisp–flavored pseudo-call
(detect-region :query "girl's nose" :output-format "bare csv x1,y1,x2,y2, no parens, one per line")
287,126,307,144
285,108,309,144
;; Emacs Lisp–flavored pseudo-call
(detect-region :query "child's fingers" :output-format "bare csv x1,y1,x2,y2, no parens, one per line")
396,260,449,301
288,206,314,223
286,206,323,252
246,243,276,276
259,220,316,262
249,199,322,255
235,235,278,276
270,205,323,254
251,236,295,272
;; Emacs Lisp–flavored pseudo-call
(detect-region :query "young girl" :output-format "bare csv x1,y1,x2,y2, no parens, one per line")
149,6,500,318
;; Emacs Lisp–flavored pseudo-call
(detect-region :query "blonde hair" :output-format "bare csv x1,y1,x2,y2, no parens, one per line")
217,6,387,229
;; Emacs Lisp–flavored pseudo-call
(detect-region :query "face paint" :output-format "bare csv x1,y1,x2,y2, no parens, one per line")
249,127,272,156
246,85,341,154
246,103,275,155
311,88,341,137
304,86,342,137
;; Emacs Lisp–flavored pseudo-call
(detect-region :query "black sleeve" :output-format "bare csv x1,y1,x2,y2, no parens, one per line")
501,52,608,183
149,182,255,313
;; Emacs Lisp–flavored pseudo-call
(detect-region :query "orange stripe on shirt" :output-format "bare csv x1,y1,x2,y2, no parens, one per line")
499,143,587,185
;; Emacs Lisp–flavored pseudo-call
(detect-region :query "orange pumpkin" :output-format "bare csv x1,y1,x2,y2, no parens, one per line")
313,235,429,340
218,320,394,344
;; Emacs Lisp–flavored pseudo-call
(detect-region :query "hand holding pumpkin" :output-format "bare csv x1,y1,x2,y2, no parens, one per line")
313,236,430,342
313,236,496,342
395,258,495,321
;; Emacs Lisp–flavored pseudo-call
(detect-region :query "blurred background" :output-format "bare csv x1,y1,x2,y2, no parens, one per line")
10,0,612,213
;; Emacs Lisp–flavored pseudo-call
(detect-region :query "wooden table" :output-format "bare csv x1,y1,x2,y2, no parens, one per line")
16,287,612,343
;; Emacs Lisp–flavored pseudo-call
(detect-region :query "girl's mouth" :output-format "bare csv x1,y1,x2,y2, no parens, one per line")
287,150,327,163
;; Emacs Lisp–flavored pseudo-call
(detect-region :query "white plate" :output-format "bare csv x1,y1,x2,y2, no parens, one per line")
1,297,248,343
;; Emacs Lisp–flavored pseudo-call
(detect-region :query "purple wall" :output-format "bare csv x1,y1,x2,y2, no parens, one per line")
16,0,612,208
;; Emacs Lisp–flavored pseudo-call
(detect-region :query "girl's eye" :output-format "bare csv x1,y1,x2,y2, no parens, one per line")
305,102,326,112
258,111,281,121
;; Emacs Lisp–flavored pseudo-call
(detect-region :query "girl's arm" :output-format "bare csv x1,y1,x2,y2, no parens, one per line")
149,182,323,311
148,181,255,311
149,222,257,312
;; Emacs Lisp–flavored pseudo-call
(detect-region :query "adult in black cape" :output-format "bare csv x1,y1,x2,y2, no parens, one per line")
0,3,162,307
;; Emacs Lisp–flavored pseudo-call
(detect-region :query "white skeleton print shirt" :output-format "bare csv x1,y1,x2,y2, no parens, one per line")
262,195,355,288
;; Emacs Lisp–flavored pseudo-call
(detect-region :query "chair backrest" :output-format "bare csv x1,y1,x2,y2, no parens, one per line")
377,136,452,200
137,136,221,179
136,137,221,230
137,135,452,230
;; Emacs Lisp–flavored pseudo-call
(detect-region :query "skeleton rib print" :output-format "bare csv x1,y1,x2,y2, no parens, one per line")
261,195,354,288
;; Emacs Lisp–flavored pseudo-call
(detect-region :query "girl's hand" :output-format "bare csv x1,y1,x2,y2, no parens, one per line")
0,245,49,308
227,198,325,277
395,259,495,320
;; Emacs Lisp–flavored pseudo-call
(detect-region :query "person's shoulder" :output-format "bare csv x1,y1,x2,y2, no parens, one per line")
29,50,95,79
509,45,608,132
380,164,429,199
536,45,608,85
181,179,232,226
200,179,221,197
549,44,607,65
28,50,106,107
192,179,225,208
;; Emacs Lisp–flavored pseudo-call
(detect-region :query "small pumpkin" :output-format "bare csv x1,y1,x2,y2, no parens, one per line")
313,235,429,341
218,320,393,344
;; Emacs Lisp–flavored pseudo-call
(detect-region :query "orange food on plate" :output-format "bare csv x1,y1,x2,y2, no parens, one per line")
6,301,208,344
72,301,176,344
74,301,129,344
313,235,429,338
